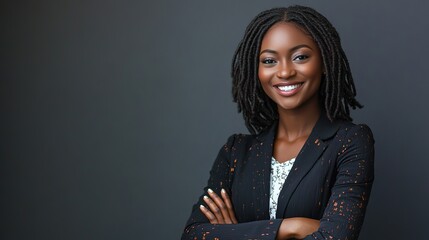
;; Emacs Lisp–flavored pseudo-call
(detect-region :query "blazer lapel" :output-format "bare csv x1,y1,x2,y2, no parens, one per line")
275,114,341,218
251,122,277,220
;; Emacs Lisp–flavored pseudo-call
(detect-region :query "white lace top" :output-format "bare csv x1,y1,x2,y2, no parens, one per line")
269,156,296,219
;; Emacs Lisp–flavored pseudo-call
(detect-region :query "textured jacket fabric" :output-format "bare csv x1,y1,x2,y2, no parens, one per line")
182,114,375,240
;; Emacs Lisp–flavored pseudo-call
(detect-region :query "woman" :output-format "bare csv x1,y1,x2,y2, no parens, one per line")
182,5,374,240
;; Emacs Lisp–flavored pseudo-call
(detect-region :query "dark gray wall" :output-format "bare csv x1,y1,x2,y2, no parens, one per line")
1,0,428,239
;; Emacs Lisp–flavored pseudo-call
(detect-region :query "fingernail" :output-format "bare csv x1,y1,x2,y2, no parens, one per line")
208,188,213,194
200,205,205,209
203,195,209,199
221,189,226,194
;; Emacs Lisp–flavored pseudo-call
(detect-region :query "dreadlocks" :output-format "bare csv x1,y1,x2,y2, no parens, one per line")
232,5,362,134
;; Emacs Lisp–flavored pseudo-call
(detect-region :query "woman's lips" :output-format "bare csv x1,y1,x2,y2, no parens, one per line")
274,83,303,96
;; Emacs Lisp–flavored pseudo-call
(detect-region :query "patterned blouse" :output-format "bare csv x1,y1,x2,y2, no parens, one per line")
269,156,296,220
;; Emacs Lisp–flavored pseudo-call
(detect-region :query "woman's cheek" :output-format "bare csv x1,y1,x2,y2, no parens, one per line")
258,67,273,84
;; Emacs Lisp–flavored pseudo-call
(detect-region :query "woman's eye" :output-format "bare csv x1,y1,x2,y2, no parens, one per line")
261,58,277,64
293,55,309,61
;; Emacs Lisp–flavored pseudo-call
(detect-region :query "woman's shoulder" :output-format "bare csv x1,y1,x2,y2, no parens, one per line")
221,122,279,154
334,120,375,145
337,120,373,136
221,128,271,153
223,132,258,147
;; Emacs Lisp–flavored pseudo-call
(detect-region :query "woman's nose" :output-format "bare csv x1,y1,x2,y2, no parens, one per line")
276,62,296,79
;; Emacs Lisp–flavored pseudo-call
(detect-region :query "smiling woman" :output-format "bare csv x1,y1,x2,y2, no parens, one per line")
182,5,374,240
258,22,324,165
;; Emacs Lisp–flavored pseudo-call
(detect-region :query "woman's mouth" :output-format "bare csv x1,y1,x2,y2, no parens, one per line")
274,83,303,96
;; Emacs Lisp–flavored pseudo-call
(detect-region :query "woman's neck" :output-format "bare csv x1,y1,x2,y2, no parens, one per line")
276,102,321,142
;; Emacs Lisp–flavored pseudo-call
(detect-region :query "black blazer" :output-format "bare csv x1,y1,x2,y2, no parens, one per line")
182,114,375,240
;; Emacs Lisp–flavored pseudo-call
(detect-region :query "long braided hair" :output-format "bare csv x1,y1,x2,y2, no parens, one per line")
232,5,362,134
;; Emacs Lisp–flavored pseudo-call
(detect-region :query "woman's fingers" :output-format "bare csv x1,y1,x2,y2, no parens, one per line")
199,205,218,224
199,188,237,224
207,188,234,224
221,189,238,224
203,193,225,224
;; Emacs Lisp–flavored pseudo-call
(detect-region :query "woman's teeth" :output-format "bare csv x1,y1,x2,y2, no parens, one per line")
277,84,301,92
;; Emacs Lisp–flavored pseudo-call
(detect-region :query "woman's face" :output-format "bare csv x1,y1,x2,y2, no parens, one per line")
258,22,323,113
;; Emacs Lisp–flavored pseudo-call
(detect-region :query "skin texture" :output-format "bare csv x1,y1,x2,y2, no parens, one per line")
200,22,324,239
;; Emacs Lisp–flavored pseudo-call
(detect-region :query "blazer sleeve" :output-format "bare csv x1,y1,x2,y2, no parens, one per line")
181,134,283,240
304,124,375,240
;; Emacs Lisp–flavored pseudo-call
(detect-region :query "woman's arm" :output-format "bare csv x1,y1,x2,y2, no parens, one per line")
302,124,375,239
181,135,284,240
200,189,320,239
183,133,319,239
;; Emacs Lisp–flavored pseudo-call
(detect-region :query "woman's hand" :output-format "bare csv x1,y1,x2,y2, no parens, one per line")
277,217,320,239
199,188,238,224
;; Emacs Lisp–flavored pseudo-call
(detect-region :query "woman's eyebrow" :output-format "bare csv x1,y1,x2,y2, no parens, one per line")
259,49,277,55
259,44,313,56
290,44,313,52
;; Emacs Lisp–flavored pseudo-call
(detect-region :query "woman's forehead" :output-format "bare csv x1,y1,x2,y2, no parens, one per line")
260,22,317,51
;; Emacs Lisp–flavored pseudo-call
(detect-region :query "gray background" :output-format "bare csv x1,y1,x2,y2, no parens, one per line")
1,0,428,239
